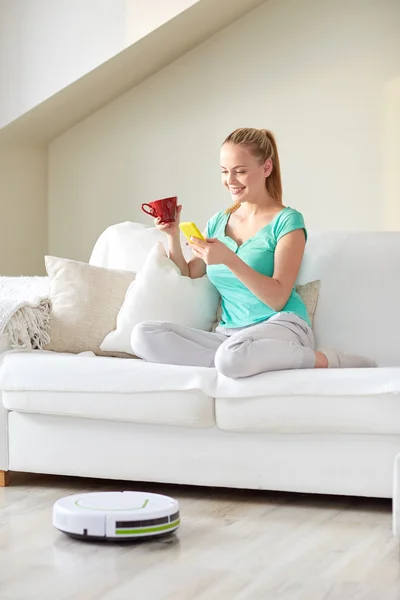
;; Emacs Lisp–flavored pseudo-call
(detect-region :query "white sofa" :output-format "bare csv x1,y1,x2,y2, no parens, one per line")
1,230,400,498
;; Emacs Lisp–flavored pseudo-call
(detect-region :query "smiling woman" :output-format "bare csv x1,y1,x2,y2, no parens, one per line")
130,127,376,378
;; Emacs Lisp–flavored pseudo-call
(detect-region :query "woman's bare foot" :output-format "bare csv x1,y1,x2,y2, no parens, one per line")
314,351,329,368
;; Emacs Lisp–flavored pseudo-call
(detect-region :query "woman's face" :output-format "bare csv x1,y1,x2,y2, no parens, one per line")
220,143,271,203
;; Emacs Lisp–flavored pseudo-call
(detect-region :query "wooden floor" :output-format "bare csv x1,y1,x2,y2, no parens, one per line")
0,473,399,600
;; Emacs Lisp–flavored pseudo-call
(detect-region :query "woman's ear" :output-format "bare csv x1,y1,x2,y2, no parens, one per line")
264,158,273,178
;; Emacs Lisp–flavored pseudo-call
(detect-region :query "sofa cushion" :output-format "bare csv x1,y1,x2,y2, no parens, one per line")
0,351,216,428
2,352,400,435
1,351,399,398
3,390,214,428
298,231,400,366
214,366,400,434
44,256,135,357
0,351,218,394
89,221,193,271
215,392,400,435
101,243,220,355
215,366,400,398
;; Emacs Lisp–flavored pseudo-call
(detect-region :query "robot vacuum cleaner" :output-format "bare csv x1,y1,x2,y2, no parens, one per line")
53,491,180,541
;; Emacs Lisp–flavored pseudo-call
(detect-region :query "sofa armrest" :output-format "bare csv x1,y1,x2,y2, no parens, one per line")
0,391,8,471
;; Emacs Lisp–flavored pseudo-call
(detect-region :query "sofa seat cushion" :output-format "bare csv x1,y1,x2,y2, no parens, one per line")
2,352,400,434
215,366,400,398
0,352,216,428
216,367,400,434
1,352,397,399
3,390,214,428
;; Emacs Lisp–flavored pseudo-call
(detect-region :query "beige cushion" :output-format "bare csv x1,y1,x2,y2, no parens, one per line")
296,280,320,326
212,280,320,331
45,256,135,356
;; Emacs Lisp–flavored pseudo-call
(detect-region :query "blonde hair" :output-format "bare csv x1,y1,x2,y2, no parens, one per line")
222,128,283,214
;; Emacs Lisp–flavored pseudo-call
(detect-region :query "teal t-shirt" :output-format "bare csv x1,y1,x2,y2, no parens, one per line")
205,207,311,329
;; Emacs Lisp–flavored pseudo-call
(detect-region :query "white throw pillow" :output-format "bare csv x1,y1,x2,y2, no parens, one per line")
100,243,220,355
90,221,192,272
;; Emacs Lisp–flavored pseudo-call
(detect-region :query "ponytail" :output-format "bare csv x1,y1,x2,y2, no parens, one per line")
260,129,282,204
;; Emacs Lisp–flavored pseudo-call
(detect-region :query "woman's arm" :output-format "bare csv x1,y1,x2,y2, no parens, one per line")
168,235,206,279
157,205,207,279
168,235,190,277
188,257,207,279
190,229,306,310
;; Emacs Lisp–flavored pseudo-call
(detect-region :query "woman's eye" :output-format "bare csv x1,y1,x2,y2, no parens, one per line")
220,170,246,175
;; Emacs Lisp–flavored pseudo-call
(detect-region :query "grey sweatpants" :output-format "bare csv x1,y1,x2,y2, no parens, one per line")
131,312,316,379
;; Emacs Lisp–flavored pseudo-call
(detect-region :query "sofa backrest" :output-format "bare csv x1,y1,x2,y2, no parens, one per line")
91,224,399,367
298,231,400,366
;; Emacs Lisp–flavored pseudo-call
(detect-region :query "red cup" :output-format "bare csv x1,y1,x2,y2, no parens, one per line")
141,196,177,223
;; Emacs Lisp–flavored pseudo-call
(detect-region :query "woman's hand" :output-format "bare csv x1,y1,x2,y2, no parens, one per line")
155,205,182,238
189,237,236,267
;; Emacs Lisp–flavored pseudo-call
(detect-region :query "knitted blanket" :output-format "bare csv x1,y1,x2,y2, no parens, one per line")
0,276,50,350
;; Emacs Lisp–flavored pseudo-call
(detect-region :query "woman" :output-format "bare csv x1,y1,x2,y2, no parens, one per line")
131,128,375,378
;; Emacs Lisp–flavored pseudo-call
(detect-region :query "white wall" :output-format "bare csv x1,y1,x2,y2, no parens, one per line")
0,143,47,275
0,0,126,128
0,0,205,129
382,76,400,230
48,0,400,262
125,0,199,46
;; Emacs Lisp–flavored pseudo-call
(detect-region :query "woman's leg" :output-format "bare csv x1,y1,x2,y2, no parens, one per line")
214,313,376,378
131,321,227,367
214,313,317,378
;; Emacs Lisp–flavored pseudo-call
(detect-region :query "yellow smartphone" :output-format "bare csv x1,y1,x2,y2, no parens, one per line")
179,222,205,242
